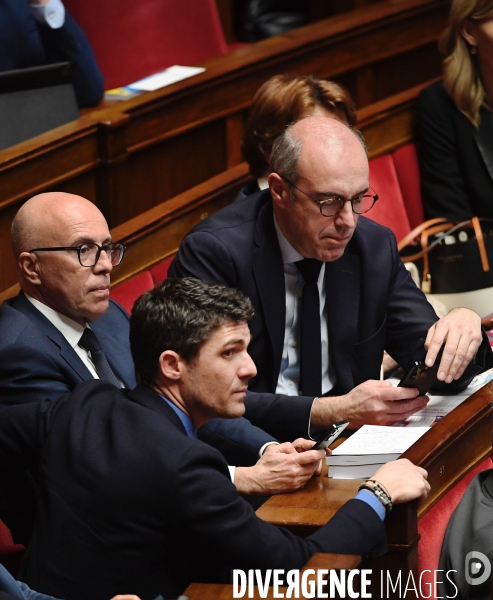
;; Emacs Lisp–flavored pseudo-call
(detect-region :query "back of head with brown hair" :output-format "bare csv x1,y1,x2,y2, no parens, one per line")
241,74,356,178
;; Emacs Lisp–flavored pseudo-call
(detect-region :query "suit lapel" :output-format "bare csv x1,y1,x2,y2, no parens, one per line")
474,110,493,183
252,201,286,391
14,293,93,382
324,251,361,393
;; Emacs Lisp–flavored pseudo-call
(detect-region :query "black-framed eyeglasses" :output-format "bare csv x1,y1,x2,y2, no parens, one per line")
279,174,379,217
28,243,126,267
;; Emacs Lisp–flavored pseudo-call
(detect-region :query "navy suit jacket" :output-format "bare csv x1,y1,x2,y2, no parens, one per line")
0,0,103,107
170,190,493,394
0,381,386,600
0,293,136,406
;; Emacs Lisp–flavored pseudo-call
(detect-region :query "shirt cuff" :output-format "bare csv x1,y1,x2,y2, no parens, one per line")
259,441,279,458
354,489,386,521
30,0,65,28
228,465,236,482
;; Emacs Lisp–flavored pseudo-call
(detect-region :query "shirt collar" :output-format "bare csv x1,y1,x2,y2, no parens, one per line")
273,213,304,264
257,177,269,191
160,395,197,438
25,294,86,349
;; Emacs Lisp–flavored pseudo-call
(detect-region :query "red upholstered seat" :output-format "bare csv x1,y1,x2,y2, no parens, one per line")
418,457,493,596
150,256,175,285
367,154,411,242
0,520,24,577
392,143,424,229
63,0,229,89
110,271,154,314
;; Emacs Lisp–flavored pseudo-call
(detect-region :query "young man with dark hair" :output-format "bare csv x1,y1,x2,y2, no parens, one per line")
0,278,430,600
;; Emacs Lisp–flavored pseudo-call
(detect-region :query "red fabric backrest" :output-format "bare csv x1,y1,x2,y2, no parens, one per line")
367,154,411,242
150,256,175,285
0,520,25,577
110,271,154,314
418,457,493,597
63,0,229,89
392,143,424,229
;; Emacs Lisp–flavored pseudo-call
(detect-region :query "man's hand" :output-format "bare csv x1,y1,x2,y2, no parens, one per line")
425,308,482,383
234,441,326,495
371,458,430,505
311,380,429,429
110,596,141,600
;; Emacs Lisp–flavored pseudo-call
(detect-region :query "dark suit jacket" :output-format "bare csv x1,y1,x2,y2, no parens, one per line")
0,381,386,600
0,0,104,107
0,293,136,406
170,190,493,395
417,80,493,221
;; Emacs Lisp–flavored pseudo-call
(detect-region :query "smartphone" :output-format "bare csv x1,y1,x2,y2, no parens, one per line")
312,420,350,450
398,346,444,395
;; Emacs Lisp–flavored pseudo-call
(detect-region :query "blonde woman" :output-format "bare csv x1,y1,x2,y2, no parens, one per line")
417,0,493,221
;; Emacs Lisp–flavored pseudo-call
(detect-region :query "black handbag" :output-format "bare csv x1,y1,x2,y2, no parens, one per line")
398,217,493,317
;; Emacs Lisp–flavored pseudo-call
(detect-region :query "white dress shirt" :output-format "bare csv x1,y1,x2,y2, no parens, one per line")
274,216,336,396
25,294,99,379
29,0,65,29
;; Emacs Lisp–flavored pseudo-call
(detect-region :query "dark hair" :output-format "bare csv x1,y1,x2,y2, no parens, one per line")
242,74,357,178
130,278,255,386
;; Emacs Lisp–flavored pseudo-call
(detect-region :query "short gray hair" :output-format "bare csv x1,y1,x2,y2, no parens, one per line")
270,125,302,186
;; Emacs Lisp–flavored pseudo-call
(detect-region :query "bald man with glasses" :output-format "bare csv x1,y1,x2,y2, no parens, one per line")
170,116,493,426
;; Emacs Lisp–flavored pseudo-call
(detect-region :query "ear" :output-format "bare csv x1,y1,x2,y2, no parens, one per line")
460,20,478,49
157,350,184,381
268,172,289,208
18,251,42,285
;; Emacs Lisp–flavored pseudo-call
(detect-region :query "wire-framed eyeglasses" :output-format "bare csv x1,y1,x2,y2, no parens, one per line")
279,174,379,217
28,242,126,267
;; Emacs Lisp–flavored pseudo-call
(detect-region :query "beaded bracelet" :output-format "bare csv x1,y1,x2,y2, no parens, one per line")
358,479,393,514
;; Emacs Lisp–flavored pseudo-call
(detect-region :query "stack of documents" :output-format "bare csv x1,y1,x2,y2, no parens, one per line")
326,425,430,479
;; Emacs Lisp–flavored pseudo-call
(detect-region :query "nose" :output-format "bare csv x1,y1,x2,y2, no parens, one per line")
239,352,257,381
334,200,356,230
93,248,113,274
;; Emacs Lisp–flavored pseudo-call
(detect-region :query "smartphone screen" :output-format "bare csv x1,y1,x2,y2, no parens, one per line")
312,420,350,450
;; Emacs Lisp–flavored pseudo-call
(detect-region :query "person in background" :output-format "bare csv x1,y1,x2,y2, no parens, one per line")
0,0,104,107
237,73,356,200
417,0,493,221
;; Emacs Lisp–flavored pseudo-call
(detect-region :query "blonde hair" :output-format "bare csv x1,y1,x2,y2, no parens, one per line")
441,0,493,126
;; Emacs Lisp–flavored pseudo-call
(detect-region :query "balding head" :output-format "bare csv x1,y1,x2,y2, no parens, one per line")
268,116,371,262
14,192,115,325
12,193,105,257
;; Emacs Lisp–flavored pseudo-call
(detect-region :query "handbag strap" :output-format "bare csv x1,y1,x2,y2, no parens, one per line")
472,216,490,272
397,217,448,253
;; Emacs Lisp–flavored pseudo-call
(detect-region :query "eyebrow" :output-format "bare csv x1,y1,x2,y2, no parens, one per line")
316,188,370,198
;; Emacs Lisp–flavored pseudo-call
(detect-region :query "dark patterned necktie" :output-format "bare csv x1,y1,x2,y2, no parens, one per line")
79,328,123,388
295,258,323,396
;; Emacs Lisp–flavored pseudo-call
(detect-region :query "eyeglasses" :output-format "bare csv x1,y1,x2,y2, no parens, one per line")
28,243,126,267
279,175,379,217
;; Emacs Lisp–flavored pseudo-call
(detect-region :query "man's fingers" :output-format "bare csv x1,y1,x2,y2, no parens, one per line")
384,395,429,417
296,449,326,465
